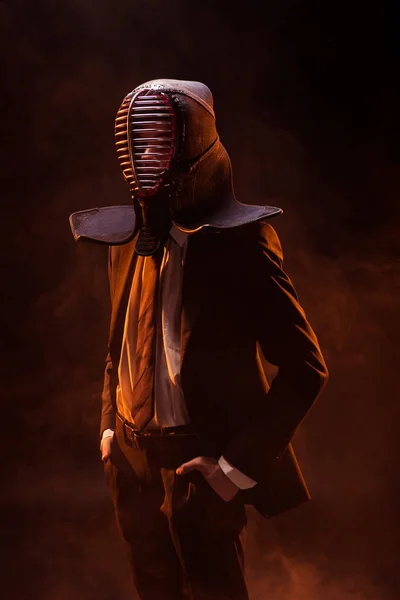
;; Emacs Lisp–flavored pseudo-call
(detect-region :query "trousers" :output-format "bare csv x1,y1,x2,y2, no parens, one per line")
104,422,249,600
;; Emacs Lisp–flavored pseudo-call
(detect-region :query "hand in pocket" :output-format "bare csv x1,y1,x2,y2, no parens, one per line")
176,456,239,502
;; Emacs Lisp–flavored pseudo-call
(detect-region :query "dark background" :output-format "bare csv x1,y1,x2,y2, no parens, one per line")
1,1,399,598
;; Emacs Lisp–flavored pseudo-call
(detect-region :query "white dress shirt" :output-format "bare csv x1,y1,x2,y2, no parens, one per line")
102,225,257,490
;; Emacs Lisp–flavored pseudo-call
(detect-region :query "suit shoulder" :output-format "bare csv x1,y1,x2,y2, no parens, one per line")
211,219,283,273
109,236,137,269
109,244,118,263
257,220,284,264
224,219,283,264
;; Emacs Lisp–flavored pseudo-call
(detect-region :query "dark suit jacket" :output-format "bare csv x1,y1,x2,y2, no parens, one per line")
101,220,329,518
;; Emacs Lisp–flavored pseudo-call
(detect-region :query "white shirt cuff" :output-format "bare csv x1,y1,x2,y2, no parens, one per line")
101,428,115,443
218,456,258,489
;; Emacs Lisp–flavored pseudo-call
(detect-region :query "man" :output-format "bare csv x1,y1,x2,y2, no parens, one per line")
70,79,329,600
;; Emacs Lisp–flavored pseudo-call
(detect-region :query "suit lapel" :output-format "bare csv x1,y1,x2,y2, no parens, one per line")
109,234,139,352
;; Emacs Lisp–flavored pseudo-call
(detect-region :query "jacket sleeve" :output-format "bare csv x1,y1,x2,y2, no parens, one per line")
222,222,329,481
100,247,116,437
100,351,115,436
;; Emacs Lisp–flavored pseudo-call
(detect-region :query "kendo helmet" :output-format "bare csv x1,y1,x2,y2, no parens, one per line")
69,78,282,255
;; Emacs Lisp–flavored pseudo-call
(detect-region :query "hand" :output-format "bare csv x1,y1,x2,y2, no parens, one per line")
176,456,239,502
100,433,114,462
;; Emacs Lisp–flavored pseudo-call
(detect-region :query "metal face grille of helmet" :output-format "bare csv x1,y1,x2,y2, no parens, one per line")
115,90,177,199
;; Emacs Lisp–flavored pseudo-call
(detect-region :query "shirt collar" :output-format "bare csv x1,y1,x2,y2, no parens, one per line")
169,224,188,247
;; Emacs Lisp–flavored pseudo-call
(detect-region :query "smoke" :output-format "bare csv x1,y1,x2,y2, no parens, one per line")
1,0,398,599
247,549,387,599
